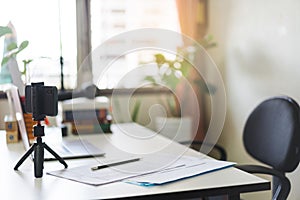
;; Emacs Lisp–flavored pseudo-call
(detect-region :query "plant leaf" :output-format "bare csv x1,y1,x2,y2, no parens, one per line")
162,71,180,90
23,59,33,65
7,42,18,51
17,40,29,53
205,34,214,41
131,99,141,122
154,54,166,66
179,60,191,77
144,76,157,85
0,26,12,38
1,56,10,66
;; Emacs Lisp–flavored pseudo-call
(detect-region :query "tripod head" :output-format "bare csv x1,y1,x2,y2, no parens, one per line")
34,121,45,137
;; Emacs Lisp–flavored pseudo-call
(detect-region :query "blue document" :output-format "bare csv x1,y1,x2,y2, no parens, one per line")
125,158,235,187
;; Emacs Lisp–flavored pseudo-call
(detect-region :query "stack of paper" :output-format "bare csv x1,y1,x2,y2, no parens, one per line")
47,154,235,186
126,158,235,186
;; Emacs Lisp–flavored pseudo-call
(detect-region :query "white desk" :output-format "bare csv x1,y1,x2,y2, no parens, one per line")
0,123,270,200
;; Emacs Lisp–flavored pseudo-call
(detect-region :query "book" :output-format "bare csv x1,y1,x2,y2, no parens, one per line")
61,97,112,134
63,109,109,122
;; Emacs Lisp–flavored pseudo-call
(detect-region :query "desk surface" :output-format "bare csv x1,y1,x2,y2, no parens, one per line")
0,123,270,200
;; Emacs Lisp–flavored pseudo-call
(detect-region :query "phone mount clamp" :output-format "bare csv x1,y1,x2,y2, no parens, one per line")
14,82,68,178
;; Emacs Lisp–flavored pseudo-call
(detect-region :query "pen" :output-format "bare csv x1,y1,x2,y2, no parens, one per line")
91,157,140,171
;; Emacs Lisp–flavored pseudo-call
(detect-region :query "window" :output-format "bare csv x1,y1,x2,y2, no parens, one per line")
1,0,181,90
0,0,77,89
90,0,181,89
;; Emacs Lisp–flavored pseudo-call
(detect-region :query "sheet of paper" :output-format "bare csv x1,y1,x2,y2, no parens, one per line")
126,159,235,186
47,153,186,186
47,153,235,186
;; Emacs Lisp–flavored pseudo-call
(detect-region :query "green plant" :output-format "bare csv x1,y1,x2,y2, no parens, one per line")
21,59,33,76
0,25,29,66
142,34,217,117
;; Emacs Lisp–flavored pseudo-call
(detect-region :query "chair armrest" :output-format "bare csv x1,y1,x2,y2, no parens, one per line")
180,140,227,161
235,164,291,200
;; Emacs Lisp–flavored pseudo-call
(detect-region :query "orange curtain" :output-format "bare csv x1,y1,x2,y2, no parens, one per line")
176,0,208,40
176,0,208,140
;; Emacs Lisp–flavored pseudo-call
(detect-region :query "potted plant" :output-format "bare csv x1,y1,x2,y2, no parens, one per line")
0,24,29,85
139,35,217,141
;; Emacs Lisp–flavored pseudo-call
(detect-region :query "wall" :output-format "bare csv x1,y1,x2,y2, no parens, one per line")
208,0,300,199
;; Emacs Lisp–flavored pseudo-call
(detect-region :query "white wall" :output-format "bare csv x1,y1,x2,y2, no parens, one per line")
208,0,300,199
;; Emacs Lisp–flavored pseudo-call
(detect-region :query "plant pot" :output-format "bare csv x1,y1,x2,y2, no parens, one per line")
155,117,192,142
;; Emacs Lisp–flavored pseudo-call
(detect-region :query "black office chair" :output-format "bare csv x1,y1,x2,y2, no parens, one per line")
180,140,227,161
236,96,300,200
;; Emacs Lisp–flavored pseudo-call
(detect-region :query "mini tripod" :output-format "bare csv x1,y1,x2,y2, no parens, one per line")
14,121,68,178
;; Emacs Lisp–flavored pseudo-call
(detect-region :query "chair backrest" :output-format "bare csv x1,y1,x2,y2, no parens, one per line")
243,96,300,172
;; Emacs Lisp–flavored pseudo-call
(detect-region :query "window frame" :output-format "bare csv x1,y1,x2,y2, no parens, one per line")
75,0,181,91
76,0,93,87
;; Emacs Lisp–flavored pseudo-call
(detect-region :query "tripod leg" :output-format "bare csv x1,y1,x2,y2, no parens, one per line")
34,143,44,178
44,143,68,168
14,144,36,170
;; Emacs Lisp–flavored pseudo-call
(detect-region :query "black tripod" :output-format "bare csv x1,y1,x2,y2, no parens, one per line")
14,121,68,178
